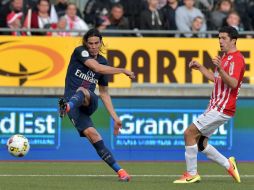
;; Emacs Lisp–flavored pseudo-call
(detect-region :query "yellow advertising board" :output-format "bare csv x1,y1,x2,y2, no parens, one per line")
0,36,253,87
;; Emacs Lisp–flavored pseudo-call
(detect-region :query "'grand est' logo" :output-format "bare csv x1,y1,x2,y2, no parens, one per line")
0,41,65,86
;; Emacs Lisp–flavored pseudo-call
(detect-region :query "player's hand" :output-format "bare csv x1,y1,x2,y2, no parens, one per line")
124,69,135,79
189,60,201,70
212,56,222,71
113,118,122,136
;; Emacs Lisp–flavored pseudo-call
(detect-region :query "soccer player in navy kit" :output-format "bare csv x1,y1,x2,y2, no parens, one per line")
59,28,135,181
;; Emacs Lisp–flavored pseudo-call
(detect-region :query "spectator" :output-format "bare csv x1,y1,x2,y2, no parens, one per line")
6,11,24,35
54,0,82,18
160,0,181,32
190,16,207,37
210,0,233,30
0,0,24,34
140,0,165,36
52,16,71,36
120,0,147,29
83,0,112,27
23,0,56,35
249,1,254,30
97,3,129,33
223,11,252,38
65,3,89,36
175,0,206,37
233,0,252,31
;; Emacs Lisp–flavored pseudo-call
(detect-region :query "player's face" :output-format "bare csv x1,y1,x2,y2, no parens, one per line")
86,36,101,57
218,32,236,52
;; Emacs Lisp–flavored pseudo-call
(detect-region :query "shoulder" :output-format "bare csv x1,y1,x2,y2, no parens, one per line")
234,52,245,62
176,6,185,11
74,46,89,56
160,5,168,12
232,52,245,68
141,9,150,16
175,6,186,15
97,54,108,65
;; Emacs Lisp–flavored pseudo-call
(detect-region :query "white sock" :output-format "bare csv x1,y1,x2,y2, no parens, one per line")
185,144,198,175
202,144,230,169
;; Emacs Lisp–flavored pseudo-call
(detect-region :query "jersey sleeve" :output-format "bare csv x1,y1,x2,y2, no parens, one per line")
229,56,245,80
98,74,108,86
98,57,108,86
74,46,91,64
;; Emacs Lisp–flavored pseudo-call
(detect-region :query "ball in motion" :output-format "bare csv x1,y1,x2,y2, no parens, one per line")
7,134,30,157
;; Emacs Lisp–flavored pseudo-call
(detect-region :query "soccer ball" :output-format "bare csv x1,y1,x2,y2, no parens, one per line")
7,134,30,157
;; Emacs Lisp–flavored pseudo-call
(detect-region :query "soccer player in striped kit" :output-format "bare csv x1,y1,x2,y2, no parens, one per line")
174,26,245,184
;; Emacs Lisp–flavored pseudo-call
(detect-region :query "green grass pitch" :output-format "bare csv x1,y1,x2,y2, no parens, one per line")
0,162,253,190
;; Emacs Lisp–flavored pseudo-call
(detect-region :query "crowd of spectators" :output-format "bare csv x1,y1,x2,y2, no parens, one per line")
0,0,254,37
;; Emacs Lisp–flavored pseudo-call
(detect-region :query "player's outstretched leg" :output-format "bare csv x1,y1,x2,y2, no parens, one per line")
228,157,241,183
201,143,241,183
93,140,131,182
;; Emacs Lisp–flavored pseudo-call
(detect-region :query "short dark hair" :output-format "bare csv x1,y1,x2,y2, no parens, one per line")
219,26,238,40
83,28,102,45
111,3,124,10
82,28,104,52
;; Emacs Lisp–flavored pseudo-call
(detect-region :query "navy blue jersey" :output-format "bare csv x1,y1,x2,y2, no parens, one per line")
64,46,108,100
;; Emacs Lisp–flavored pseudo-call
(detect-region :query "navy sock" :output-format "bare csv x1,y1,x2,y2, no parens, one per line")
93,140,121,172
68,90,85,110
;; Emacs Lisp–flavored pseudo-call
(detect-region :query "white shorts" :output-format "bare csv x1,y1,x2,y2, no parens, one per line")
193,109,231,137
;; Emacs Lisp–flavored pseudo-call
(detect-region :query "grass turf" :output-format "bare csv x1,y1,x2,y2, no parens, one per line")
0,162,253,190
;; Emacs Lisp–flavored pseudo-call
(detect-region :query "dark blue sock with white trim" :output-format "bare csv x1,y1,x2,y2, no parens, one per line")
93,140,121,172
68,90,85,110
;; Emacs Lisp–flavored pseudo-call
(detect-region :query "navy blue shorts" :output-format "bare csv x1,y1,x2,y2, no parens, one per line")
67,90,98,137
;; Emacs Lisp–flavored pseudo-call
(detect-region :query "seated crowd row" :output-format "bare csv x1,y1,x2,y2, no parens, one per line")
0,0,254,37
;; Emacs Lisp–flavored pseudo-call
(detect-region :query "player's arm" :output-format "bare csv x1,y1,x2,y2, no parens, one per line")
212,56,238,89
99,85,122,135
189,60,215,82
84,59,135,79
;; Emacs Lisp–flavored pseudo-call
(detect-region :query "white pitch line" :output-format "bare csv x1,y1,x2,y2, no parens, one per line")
0,174,254,178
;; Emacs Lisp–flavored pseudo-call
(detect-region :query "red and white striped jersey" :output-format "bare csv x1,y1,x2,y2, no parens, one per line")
208,51,245,116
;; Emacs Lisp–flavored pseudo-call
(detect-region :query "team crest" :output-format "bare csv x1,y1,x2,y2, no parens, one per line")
81,50,89,57
227,55,233,61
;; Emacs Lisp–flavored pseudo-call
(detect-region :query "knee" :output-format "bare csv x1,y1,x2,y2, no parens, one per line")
83,127,102,143
184,128,193,139
184,124,200,142
77,87,89,96
184,128,190,137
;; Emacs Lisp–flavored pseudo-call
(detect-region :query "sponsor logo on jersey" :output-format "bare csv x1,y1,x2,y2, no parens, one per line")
223,61,229,68
75,69,98,84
